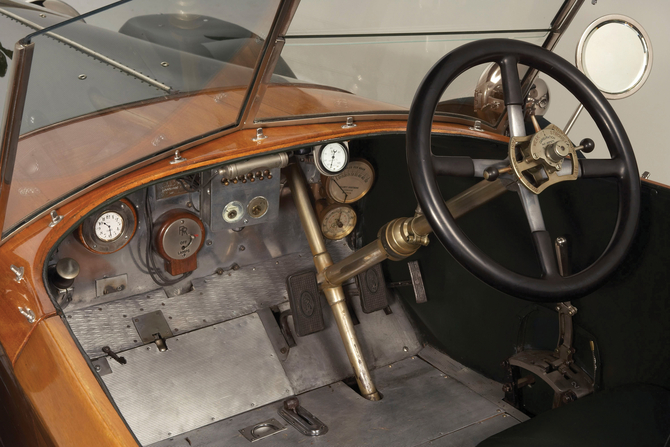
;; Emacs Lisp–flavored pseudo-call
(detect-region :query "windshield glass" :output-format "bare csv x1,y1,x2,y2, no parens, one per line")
1,0,280,233
0,0,567,235
255,0,562,123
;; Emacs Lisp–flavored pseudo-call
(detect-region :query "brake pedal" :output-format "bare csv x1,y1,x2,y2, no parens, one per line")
286,271,325,336
357,263,390,314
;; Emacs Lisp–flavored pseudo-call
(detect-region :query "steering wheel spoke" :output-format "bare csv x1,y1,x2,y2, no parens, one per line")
580,158,625,179
531,230,561,279
432,155,475,177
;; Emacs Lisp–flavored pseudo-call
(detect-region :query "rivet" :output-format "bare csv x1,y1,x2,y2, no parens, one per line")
78,74,87,80
161,61,169,67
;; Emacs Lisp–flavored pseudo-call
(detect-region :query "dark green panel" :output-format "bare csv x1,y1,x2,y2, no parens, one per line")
356,134,670,415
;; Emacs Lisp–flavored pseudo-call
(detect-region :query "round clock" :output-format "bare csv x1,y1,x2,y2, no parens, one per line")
78,198,137,254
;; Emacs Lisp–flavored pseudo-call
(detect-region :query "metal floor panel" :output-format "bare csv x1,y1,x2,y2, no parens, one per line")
67,241,355,359
102,313,293,446
148,356,520,447
279,288,422,394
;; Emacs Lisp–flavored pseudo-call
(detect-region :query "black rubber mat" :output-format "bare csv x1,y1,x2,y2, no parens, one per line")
286,270,325,337
357,263,390,314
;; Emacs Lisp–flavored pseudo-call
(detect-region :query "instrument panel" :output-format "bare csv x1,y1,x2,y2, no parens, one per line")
48,143,377,311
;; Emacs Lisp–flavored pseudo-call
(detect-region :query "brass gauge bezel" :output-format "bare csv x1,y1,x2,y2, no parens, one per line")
77,198,137,254
323,158,375,204
319,202,357,240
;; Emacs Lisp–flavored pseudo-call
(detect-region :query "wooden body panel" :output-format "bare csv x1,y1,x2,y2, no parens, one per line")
0,119,507,445
8,84,400,230
14,317,138,446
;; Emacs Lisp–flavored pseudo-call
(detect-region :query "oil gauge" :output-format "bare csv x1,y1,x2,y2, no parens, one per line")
319,203,357,240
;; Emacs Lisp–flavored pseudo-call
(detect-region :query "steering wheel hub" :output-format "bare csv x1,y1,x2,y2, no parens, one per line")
510,124,580,194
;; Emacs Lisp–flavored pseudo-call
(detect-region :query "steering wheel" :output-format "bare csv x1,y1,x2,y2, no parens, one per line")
406,39,640,302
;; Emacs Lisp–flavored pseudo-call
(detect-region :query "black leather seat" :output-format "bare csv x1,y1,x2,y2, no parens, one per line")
478,384,670,447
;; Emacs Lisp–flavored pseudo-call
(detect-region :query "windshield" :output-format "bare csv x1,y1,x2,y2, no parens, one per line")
0,0,567,235
255,0,563,123
0,0,280,233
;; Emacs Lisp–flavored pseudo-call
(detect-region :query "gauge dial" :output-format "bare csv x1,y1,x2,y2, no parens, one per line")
320,203,357,240
78,199,137,254
95,212,124,242
315,142,349,176
324,159,375,203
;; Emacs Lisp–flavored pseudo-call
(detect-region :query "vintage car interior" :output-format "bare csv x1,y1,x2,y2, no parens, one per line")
0,0,668,446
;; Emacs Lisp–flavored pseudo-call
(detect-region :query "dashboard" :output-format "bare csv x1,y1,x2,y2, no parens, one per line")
45,140,380,359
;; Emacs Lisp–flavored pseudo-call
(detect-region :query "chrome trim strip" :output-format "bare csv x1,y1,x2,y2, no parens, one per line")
239,0,301,127
0,7,171,92
0,42,34,238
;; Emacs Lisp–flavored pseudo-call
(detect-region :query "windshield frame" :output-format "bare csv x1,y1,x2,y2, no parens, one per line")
0,0,582,244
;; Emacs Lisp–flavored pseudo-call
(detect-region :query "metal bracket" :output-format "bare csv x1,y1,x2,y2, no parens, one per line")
18,306,35,323
278,397,328,437
56,286,74,309
252,128,267,142
95,274,128,297
10,264,24,283
132,310,173,351
169,149,186,164
92,357,112,376
342,116,356,128
469,119,485,132
48,209,63,227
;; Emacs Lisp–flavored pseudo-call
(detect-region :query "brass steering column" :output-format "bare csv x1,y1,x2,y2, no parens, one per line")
285,163,381,401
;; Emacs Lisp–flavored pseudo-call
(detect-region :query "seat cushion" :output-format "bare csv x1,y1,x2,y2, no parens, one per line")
478,384,670,447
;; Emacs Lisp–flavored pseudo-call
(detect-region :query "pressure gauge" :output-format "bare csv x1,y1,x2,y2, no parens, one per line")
319,203,357,240
78,199,137,254
314,142,349,176
323,159,375,204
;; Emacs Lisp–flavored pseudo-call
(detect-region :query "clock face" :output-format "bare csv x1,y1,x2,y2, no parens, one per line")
319,143,348,174
95,211,124,242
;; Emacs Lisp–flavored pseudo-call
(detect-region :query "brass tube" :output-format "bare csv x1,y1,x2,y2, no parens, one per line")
324,178,508,286
320,239,388,288
413,178,508,235
285,163,380,401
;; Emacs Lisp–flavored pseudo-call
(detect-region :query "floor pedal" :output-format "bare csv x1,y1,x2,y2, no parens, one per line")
286,270,325,336
357,263,390,314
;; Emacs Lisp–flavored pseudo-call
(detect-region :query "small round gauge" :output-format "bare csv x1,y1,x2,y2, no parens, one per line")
78,199,137,254
95,212,124,242
319,203,357,240
314,142,349,176
323,159,375,204
223,200,245,224
247,196,269,219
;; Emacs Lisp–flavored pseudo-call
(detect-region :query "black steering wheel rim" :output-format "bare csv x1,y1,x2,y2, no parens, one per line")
406,39,640,302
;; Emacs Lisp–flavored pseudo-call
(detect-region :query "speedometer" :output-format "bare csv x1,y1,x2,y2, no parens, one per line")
323,159,375,204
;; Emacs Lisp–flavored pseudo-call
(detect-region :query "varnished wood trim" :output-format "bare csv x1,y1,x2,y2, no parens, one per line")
14,317,138,446
0,120,506,365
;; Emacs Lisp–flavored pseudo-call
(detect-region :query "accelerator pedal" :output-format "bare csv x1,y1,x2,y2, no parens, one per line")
357,263,390,314
286,270,325,336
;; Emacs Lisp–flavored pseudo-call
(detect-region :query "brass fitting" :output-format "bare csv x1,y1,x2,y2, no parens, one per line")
378,217,426,261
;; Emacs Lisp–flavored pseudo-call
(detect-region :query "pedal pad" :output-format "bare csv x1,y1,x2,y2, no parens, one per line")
357,263,390,314
286,271,325,337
